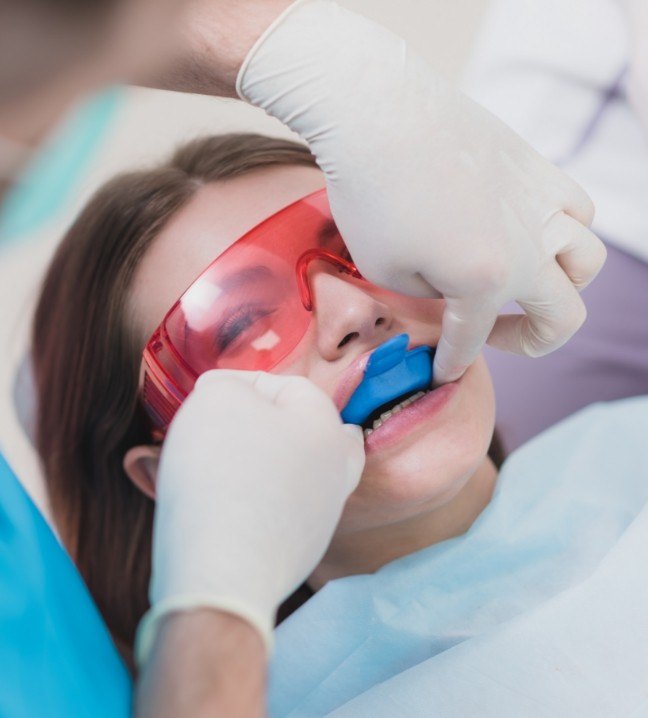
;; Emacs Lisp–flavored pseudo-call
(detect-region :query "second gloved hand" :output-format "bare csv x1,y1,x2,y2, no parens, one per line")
238,0,607,383
136,370,364,664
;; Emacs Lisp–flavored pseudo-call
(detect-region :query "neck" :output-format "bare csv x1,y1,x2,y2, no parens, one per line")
309,458,498,590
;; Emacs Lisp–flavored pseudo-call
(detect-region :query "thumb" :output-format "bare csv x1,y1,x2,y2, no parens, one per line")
341,424,365,492
433,297,499,384
342,423,364,444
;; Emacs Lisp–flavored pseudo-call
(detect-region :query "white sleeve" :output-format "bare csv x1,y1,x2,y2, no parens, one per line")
463,0,648,264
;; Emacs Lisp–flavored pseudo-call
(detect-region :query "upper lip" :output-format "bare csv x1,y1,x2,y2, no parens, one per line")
332,349,373,413
333,338,435,414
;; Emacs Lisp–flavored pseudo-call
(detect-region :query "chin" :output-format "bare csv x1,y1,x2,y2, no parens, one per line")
338,359,496,532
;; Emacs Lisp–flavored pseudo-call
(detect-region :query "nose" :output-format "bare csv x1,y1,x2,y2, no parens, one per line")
304,255,393,361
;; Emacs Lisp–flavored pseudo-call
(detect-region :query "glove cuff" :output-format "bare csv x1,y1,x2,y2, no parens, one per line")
135,594,274,667
236,0,312,101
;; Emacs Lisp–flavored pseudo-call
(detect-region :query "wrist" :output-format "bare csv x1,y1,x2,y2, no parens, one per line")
135,609,267,718
153,0,294,98
157,608,266,653
136,592,274,667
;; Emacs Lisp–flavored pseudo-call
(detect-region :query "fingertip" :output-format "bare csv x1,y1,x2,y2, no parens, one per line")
342,423,364,445
432,345,468,385
569,190,595,228
550,167,595,227
341,424,365,484
435,299,497,384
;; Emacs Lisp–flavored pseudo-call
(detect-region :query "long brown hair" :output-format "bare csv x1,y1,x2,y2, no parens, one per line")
33,132,506,669
32,134,318,667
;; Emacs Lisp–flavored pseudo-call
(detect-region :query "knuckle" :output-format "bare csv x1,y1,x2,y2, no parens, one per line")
574,298,588,326
524,305,586,357
560,300,587,336
474,259,512,293
591,238,607,272
578,192,596,226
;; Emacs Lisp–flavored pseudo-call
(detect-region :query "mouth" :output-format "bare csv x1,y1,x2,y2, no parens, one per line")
360,386,433,438
336,333,437,437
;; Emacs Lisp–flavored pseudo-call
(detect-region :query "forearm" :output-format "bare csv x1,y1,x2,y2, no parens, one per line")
135,609,267,718
149,0,293,98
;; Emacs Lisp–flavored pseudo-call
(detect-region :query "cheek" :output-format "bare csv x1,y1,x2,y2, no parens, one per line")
338,357,496,532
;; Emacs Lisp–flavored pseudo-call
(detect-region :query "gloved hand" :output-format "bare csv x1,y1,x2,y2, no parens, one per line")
238,0,606,383
136,370,364,664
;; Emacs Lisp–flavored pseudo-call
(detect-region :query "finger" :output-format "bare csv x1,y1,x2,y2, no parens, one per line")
545,211,607,290
546,164,595,226
194,369,266,398
193,370,291,414
195,368,260,389
241,372,333,415
195,370,338,418
433,297,500,384
357,261,443,300
342,423,364,445
487,267,587,357
270,375,340,419
341,425,366,492
196,369,302,403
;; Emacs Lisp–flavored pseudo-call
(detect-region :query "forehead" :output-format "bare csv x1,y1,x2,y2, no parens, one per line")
129,164,325,341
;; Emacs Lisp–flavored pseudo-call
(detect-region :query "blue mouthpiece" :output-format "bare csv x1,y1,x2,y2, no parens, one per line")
341,334,434,425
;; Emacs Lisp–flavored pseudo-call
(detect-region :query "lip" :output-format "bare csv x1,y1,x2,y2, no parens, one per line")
364,377,460,455
333,350,373,412
333,339,435,414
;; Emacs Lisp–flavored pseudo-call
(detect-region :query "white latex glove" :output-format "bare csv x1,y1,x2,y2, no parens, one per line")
237,0,606,383
136,370,364,664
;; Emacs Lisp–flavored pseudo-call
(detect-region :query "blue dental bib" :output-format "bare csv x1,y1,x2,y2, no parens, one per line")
341,334,434,426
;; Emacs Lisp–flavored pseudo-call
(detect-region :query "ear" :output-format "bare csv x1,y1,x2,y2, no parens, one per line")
123,445,161,500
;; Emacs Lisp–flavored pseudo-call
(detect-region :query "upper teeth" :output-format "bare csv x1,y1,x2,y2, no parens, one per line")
363,390,430,438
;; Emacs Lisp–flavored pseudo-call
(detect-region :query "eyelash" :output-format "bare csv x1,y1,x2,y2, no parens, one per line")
215,305,276,352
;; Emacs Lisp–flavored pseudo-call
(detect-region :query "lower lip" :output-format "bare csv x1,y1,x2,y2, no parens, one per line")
363,380,459,454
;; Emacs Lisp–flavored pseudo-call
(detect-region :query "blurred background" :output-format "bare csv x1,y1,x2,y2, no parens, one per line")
0,0,492,512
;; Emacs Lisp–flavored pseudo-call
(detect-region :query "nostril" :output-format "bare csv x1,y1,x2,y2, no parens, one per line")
375,318,386,327
338,332,359,349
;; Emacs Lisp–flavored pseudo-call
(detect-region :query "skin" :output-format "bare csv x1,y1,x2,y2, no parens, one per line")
125,164,499,590
0,0,292,183
136,610,265,718
0,2,303,715
1,1,497,712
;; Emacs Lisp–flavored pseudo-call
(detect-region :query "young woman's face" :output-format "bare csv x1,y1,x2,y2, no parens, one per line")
129,165,496,534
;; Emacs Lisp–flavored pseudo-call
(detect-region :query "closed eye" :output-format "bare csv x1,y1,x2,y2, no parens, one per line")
214,305,277,352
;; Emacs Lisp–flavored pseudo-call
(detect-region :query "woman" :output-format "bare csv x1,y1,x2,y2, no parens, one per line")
32,134,648,715
32,132,502,661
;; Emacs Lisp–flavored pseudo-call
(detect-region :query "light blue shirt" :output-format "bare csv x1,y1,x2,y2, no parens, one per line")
270,397,648,717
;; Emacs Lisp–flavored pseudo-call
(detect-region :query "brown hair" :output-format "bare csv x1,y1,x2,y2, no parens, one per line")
32,132,506,669
32,134,318,668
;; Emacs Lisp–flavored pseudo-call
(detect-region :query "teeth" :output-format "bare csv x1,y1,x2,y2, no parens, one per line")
362,389,431,439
